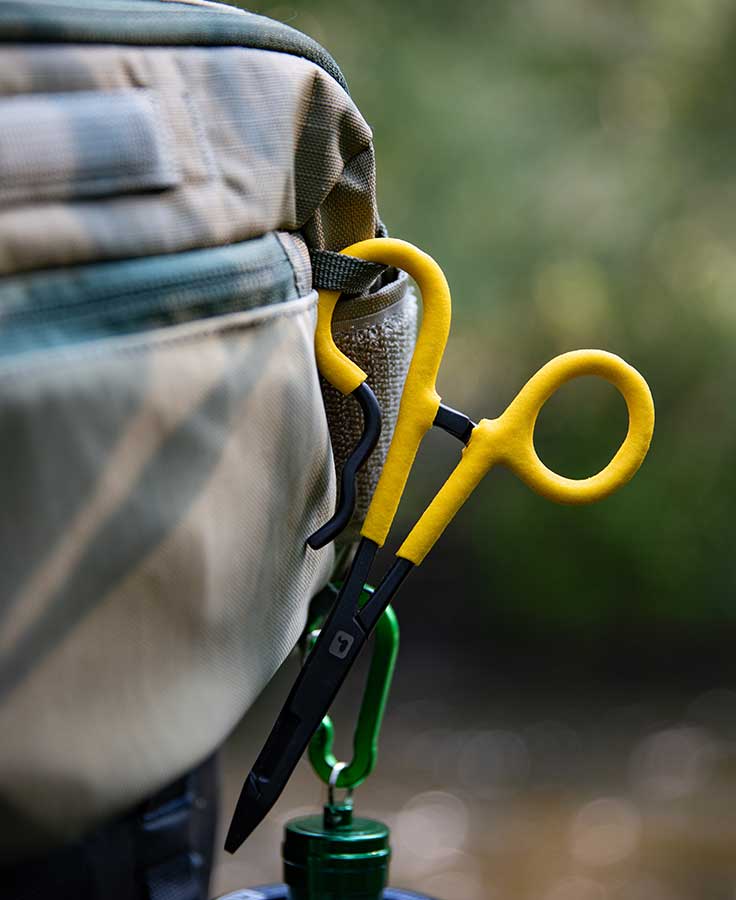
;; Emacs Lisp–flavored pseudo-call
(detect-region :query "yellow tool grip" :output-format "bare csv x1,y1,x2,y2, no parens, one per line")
397,349,655,565
353,240,452,547
314,237,452,548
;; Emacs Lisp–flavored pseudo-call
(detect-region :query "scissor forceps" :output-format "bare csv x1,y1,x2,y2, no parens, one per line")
225,238,655,852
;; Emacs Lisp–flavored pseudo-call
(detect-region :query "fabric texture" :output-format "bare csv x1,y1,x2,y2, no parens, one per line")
0,0,348,91
0,40,377,276
0,272,334,857
0,88,179,205
310,248,388,294
0,232,311,357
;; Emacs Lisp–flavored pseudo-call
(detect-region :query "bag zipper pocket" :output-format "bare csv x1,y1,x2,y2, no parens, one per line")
0,231,310,359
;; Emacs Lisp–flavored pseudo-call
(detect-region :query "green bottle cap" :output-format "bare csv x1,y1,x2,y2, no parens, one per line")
283,802,390,900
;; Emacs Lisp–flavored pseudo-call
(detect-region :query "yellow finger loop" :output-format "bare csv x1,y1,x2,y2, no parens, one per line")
398,349,654,565
495,349,654,502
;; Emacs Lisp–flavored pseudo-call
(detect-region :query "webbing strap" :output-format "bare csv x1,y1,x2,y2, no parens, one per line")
310,221,391,295
310,248,388,294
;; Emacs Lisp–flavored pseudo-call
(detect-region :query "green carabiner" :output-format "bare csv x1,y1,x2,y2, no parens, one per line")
305,584,399,791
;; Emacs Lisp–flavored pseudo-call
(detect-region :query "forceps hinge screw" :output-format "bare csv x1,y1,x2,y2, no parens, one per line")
434,402,476,444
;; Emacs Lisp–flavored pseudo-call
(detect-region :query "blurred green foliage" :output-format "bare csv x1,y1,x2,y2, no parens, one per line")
260,0,736,630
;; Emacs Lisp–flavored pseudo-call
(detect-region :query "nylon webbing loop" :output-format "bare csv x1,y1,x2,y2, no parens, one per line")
310,248,388,295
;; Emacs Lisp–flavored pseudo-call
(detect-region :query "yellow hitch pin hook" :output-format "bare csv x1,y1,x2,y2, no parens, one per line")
312,237,453,548
308,237,452,549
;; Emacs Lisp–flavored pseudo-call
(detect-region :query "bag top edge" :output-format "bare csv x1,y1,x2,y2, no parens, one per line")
0,0,348,93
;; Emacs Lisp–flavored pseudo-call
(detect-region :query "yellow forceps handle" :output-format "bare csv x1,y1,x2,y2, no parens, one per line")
315,238,452,548
398,349,655,564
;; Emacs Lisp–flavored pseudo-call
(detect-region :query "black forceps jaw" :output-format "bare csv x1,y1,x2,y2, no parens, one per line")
307,381,382,550
224,535,416,853
225,538,379,853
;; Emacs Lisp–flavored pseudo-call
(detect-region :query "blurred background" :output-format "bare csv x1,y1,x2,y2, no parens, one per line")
215,2,736,898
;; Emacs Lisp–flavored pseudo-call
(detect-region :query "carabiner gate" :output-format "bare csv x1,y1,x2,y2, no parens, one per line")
304,584,399,791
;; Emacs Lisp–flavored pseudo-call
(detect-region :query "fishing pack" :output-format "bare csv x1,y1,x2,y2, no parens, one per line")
0,0,414,871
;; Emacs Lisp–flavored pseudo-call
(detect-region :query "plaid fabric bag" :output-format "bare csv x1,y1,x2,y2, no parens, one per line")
0,0,416,861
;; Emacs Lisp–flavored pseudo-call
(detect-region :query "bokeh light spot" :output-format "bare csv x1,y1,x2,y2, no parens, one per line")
395,790,469,860
570,797,641,867
629,726,719,799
